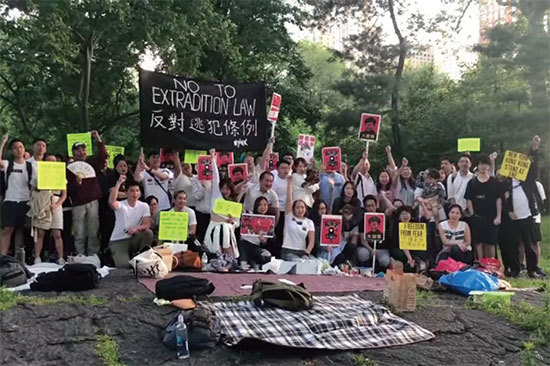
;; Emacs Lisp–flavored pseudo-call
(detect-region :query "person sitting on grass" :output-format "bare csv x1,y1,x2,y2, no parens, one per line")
436,204,473,264
238,197,273,269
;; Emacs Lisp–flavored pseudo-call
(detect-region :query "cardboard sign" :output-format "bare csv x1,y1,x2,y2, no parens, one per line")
500,150,531,181
106,145,125,169
296,134,315,164
267,92,282,123
158,211,189,241
216,152,234,167
267,152,279,171
228,163,247,184
399,222,427,251
358,113,381,142
184,149,207,164
240,214,276,238
197,156,214,181
213,198,243,218
67,133,92,157
322,147,341,172
320,215,342,246
457,138,480,152
364,213,385,241
37,161,66,190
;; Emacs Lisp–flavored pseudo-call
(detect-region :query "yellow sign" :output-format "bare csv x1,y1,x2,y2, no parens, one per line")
158,211,189,241
399,222,427,251
37,161,66,190
213,198,243,218
500,150,531,181
67,133,92,157
457,138,480,152
184,149,207,164
106,145,125,169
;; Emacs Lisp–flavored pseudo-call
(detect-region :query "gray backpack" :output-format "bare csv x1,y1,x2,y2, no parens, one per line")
0,255,30,287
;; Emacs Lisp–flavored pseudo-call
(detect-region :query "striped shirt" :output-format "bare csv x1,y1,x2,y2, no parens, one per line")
440,220,466,244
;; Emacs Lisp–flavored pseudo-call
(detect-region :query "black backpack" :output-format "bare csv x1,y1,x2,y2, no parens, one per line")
0,160,33,197
30,263,101,292
155,275,215,301
162,308,221,350
250,280,314,311
0,255,31,287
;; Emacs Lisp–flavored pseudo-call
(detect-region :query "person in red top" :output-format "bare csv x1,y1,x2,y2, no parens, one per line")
66,130,108,255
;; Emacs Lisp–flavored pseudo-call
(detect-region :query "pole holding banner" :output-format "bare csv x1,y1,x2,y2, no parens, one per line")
371,240,377,275
366,140,370,155
270,120,275,138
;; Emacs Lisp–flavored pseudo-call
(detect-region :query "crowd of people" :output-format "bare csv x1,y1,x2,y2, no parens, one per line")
0,131,546,279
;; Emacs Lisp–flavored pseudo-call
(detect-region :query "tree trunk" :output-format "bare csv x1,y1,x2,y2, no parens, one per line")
388,0,405,157
80,40,93,131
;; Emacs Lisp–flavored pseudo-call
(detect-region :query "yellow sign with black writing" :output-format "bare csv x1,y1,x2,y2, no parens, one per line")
67,133,92,157
37,161,67,190
213,198,243,218
158,211,189,241
184,149,207,164
500,150,531,181
399,222,427,251
106,146,125,169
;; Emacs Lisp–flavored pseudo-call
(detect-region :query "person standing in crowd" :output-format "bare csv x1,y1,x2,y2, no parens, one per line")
191,165,212,243
243,171,279,217
533,179,546,268
27,138,47,169
108,175,153,268
376,170,394,211
319,164,345,212
66,130,107,256
280,175,315,261
134,150,173,211
447,154,474,210
437,204,473,264
291,157,319,208
271,159,291,258
465,154,502,260
352,150,377,206
440,156,454,196
392,157,416,207
173,162,197,210
0,135,35,256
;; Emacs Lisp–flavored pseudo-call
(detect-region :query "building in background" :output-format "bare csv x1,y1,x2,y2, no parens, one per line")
407,46,435,68
478,0,514,43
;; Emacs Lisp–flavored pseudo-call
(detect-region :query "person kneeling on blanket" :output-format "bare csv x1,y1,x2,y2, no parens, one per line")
108,175,153,268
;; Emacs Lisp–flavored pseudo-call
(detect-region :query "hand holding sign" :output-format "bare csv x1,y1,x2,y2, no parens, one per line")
399,222,427,251
158,211,189,241
213,198,243,218
500,150,531,181
37,162,66,190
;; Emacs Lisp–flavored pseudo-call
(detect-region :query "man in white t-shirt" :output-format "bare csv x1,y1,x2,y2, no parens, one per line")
447,154,474,210
108,175,153,268
351,150,377,206
0,135,35,256
26,138,47,170
134,150,174,211
243,171,279,219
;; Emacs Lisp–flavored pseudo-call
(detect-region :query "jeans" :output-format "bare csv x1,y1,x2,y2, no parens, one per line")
72,200,100,255
238,239,271,265
109,230,154,268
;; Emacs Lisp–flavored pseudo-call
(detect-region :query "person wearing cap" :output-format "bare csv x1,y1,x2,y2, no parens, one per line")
66,130,108,255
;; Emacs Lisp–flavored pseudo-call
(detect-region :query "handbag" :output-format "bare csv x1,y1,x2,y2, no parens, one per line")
153,245,178,272
173,251,202,270
129,247,169,278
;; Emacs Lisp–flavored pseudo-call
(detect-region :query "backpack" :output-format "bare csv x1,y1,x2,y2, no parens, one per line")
250,280,314,311
155,275,215,301
0,255,31,287
30,263,101,292
0,160,33,197
162,308,221,350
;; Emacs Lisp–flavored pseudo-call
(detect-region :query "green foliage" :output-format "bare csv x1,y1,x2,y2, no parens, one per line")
0,288,107,311
352,354,378,366
96,334,125,366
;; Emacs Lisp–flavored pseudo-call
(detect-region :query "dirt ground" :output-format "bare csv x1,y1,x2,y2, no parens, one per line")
1,269,548,366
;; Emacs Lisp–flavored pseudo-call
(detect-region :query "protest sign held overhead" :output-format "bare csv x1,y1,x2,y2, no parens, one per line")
358,113,381,142
267,152,279,171
241,214,276,238
184,149,207,164
364,213,385,242
213,198,243,218
320,215,342,246
267,92,281,123
106,146,125,169
399,222,427,251
297,134,315,164
322,147,341,172
228,163,247,184
67,133,92,157
37,162,66,190
500,150,531,181
457,138,480,152
158,211,189,242
197,156,214,181
139,69,268,151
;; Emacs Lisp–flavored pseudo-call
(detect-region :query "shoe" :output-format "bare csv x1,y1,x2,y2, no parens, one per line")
34,257,42,265
535,268,547,277
520,263,526,271
528,271,543,279
57,258,66,266
240,261,250,271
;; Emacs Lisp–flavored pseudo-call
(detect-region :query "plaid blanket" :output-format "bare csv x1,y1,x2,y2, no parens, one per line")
202,294,434,349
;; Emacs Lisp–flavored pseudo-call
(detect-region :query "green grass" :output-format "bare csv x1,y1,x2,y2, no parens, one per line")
96,334,126,366
416,289,438,308
0,288,107,311
352,354,378,366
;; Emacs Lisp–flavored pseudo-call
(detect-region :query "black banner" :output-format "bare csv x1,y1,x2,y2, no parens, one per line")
139,69,268,151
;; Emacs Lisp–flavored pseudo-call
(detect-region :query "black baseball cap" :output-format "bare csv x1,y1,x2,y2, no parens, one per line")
72,142,86,151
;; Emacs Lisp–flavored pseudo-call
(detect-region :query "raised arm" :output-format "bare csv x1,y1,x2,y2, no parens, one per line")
0,134,9,170
351,150,367,182
109,175,125,211
489,152,497,177
385,146,397,175
173,151,182,179
134,152,145,183
258,137,275,172
285,175,293,215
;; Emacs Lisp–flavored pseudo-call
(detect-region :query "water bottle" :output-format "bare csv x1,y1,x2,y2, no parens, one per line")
175,314,190,359
201,252,208,271
17,248,25,264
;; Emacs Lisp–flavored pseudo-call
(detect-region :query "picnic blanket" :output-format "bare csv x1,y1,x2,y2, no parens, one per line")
139,272,386,297
202,294,434,349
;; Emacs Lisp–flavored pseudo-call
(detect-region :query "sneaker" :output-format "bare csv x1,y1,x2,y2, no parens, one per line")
34,257,42,265
528,271,543,279
535,267,547,277
240,261,250,271
57,258,66,266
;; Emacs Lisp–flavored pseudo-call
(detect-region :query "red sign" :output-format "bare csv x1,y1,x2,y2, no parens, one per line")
322,147,341,172
267,152,279,171
216,151,234,167
267,92,282,123
358,113,381,142
197,156,213,181
320,215,342,246
240,214,276,238
228,163,247,184
364,213,385,241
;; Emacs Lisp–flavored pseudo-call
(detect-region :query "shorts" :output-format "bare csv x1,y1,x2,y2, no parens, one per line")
1,201,29,229
49,196,63,230
531,221,542,243
470,215,499,245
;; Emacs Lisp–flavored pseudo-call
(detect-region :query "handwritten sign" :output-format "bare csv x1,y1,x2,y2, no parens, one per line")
213,198,243,218
457,138,480,152
158,211,189,241
37,161,66,190
500,150,531,181
139,69,268,151
67,133,92,157
320,215,342,246
184,149,207,164
399,222,427,251
358,113,381,142
106,145,125,169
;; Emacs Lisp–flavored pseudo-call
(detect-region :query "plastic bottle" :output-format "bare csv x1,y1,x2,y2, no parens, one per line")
175,314,190,359
17,248,25,264
201,252,208,271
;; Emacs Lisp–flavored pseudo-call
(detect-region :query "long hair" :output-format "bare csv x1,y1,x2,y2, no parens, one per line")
340,181,357,201
309,199,327,226
219,178,237,201
253,196,269,215
376,171,393,192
